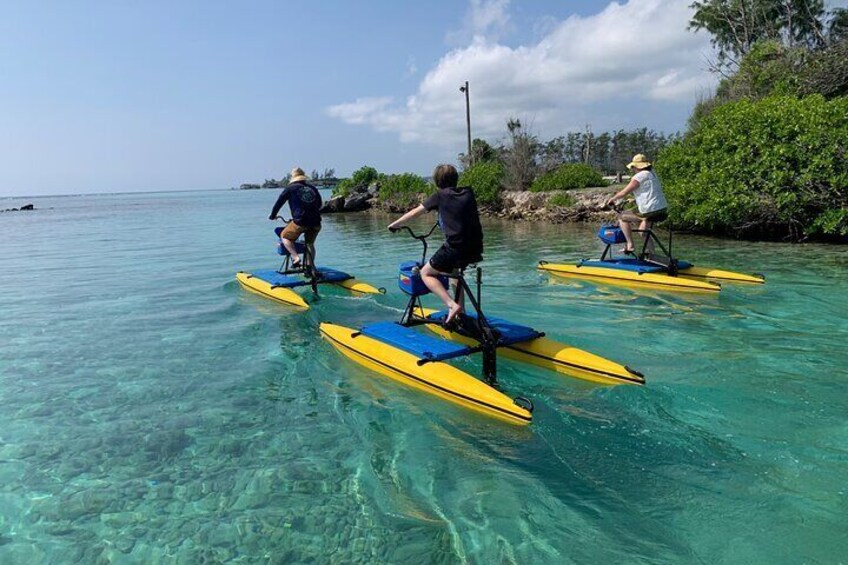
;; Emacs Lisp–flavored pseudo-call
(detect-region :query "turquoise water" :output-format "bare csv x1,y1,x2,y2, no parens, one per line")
1,189,846,563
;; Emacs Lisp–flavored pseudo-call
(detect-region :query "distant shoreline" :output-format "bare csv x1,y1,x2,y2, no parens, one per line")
238,180,338,190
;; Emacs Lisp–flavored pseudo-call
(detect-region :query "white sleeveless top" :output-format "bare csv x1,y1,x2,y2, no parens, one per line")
631,170,668,214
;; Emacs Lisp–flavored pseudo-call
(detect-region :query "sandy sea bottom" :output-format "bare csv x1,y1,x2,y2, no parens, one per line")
0,189,846,563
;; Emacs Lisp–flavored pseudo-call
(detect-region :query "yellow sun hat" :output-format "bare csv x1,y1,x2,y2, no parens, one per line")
290,167,307,182
626,154,651,170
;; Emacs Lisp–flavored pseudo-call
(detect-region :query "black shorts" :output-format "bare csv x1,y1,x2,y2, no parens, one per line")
429,244,482,274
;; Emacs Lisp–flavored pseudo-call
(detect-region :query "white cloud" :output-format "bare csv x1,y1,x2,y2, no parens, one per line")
403,56,418,79
326,97,394,125
468,0,511,38
327,0,717,146
446,0,512,45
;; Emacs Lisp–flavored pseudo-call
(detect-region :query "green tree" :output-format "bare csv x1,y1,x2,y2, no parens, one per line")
378,173,431,209
659,95,848,240
500,118,539,191
459,138,499,168
828,8,848,42
689,0,828,67
531,163,606,192
539,136,567,173
458,161,505,206
334,166,381,197
688,37,848,127
798,38,848,98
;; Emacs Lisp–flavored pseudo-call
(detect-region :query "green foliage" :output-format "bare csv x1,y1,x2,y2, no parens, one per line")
728,41,803,97
334,166,381,197
459,138,498,169
530,163,606,192
501,118,539,191
658,95,848,240
538,129,677,175
547,192,575,208
689,0,828,66
378,173,432,209
798,38,848,98
809,208,848,237
689,38,848,128
829,8,848,42
458,161,505,206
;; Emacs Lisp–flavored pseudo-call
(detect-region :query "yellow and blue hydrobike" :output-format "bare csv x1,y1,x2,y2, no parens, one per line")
236,220,383,309
539,224,765,292
321,224,645,426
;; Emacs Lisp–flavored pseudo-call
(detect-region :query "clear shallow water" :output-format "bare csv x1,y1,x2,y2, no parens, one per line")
1,190,846,563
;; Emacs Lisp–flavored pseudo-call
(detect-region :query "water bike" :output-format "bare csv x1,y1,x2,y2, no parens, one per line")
236,217,384,309
320,223,645,426
539,223,765,292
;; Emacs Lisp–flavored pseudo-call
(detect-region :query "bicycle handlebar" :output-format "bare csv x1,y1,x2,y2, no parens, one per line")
389,223,440,240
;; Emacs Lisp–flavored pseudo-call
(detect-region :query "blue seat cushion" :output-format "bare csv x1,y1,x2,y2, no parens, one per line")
426,311,542,346
360,322,472,362
250,270,309,288
580,258,693,274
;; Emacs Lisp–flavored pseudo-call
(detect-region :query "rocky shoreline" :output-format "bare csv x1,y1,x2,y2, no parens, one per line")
320,185,620,224
1,203,35,213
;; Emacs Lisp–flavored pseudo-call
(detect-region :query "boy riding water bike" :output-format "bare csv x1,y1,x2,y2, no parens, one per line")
387,164,483,324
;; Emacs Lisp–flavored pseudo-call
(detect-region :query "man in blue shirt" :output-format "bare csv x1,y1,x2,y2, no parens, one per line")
269,167,323,268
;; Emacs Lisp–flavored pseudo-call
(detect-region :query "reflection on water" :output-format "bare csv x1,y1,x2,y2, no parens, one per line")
0,189,846,562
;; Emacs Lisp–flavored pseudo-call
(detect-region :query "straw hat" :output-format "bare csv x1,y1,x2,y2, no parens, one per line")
626,154,651,170
290,167,307,182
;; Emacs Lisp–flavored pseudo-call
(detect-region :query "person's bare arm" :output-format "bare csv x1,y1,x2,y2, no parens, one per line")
387,204,427,230
606,178,640,208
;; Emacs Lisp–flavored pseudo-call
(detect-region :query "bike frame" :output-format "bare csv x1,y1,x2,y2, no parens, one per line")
276,217,319,294
391,223,501,385
599,223,679,276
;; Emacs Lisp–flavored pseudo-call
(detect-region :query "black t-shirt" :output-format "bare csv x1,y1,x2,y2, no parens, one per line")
269,182,323,227
422,186,483,253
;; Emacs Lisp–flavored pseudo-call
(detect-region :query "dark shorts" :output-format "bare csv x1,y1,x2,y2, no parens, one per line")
636,208,668,222
281,221,321,244
429,244,482,274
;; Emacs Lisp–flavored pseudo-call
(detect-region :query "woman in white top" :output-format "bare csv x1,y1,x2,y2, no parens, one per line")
605,154,668,254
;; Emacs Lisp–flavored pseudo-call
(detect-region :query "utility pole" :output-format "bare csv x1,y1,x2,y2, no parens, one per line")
460,81,472,164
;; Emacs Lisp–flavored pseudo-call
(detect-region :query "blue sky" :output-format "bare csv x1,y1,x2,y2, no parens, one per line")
1,0,845,196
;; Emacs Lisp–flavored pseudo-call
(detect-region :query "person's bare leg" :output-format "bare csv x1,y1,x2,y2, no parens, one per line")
421,264,462,322
618,217,636,253
281,238,300,265
453,280,465,311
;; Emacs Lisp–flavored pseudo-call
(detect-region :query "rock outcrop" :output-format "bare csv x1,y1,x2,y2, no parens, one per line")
319,187,378,214
320,195,345,214
496,188,618,223
2,203,35,212
343,193,372,212
316,186,620,225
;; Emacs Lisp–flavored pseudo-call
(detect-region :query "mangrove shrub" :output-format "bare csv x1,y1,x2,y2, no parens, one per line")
530,163,606,192
335,166,382,197
379,173,431,209
459,161,505,207
658,95,848,240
